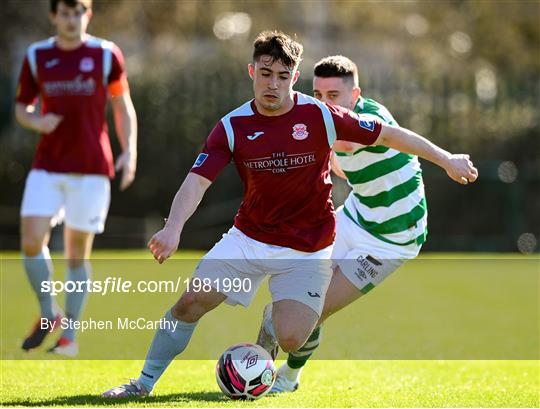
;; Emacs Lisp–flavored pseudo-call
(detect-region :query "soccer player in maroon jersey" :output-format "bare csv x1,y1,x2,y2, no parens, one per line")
15,0,137,356
103,31,475,398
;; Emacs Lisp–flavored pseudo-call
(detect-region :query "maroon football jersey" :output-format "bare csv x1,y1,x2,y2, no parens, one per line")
190,92,382,252
16,36,127,177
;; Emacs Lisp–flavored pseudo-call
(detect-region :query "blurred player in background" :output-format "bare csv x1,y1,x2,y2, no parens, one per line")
15,0,137,356
103,31,476,398
265,55,478,392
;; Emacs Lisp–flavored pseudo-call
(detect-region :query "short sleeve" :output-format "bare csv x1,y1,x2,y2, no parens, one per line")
189,121,232,181
107,43,129,97
329,104,382,146
16,56,39,105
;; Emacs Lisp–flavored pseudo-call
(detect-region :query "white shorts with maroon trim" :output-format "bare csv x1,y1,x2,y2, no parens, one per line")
193,226,333,316
20,169,110,234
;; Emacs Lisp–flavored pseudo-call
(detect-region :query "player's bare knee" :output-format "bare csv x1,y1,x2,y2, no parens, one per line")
67,258,85,269
277,332,306,353
65,231,93,263
21,236,44,257
66,244,86,262
171,292,198,320
171,291,209,322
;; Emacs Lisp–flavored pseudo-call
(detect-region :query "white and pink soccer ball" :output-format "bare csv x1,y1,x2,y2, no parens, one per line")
216,343,276,400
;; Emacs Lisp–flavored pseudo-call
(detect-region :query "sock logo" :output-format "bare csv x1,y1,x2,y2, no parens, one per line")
141,371,154,379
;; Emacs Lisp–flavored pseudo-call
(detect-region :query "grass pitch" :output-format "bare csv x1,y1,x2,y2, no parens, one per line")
1,360,538,407
1,251,538,407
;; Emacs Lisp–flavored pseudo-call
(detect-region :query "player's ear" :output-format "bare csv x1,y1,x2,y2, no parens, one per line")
292,70,300,85
49,12,57,26
248,64,255,80
352,86,361,103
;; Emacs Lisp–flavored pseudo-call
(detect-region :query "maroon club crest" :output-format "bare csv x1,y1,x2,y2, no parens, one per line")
292,123,309,140
79,57,94,72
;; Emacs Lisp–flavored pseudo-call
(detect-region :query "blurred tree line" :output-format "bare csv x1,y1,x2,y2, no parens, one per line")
0,0,538,252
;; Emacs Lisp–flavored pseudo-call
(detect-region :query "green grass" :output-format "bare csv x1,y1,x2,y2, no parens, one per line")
1,251,539,407
0,360,538,407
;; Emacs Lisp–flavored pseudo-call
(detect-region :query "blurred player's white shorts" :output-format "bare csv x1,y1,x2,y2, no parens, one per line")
332,206,421,294
20,169,111,234
193,226,333,316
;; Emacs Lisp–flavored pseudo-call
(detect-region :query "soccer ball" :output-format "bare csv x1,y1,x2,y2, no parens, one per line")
216,343,276,400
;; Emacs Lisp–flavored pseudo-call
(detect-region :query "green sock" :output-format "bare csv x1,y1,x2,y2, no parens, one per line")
287,326,322,370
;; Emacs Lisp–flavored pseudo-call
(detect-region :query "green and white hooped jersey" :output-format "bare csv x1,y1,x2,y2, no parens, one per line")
336,97,428,247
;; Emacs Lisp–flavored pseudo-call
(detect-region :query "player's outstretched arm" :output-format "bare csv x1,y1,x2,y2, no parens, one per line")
15,103,63,134
111,93,138,191
148,173,212,264
376,124,479,185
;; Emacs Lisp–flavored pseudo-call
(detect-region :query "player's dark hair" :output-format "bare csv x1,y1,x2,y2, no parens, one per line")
50,0,92,13
252,30,303,70
314,55,359,87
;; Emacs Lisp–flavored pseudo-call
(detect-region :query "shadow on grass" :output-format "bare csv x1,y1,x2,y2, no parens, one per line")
1,391,232,406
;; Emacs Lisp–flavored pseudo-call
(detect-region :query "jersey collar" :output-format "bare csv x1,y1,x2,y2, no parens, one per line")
353,96,365,113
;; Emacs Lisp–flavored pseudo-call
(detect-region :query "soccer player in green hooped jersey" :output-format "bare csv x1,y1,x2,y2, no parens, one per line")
263,55,478,392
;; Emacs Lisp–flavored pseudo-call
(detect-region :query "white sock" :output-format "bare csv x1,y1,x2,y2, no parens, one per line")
281,362,302,382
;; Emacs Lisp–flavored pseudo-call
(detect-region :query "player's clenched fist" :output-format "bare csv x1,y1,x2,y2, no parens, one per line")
443,154,479,185
148,227,181,264
38,113,63,134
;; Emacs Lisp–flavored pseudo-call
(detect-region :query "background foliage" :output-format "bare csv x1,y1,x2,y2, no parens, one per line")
0,0,538,252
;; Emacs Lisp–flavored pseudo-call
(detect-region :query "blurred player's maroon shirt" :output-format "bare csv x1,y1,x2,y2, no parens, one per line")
16,36,128,178
190,93,382,252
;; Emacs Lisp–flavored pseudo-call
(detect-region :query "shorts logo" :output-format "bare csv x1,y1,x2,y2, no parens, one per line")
366,255,382,266
359,118,376,132
355,269,368,281
79,57,94,72
89,216,101,225
292,123,309,140
193,153,208,168
356,255,381,279
307,291,320,298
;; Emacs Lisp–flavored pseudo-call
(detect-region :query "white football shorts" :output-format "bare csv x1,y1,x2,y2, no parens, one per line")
193,226,333,316
20,169,111,234
332,206,422,294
